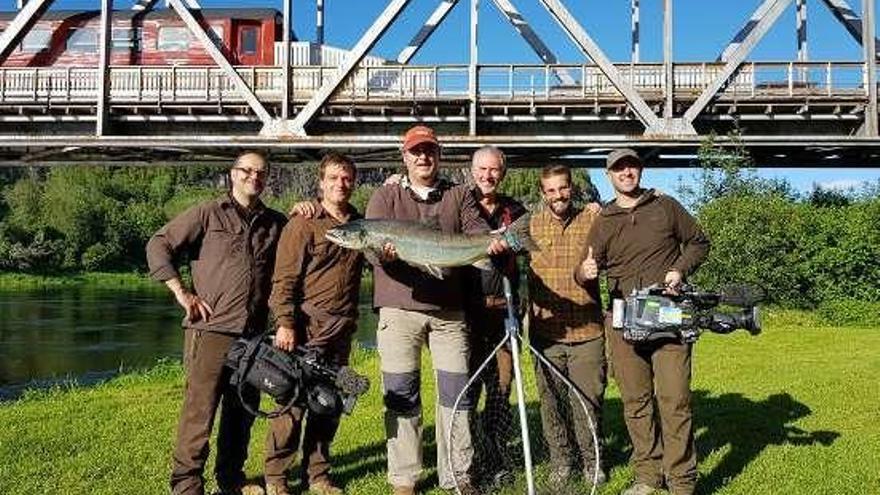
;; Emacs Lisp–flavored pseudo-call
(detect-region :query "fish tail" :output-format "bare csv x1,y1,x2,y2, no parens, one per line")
503,214,539,252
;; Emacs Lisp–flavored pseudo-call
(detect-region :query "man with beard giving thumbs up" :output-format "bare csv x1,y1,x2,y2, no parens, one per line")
526,163,607,487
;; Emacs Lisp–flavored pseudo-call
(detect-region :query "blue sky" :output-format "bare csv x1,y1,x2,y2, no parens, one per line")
588,167,880,204
13,0,880,192
35,0,874,64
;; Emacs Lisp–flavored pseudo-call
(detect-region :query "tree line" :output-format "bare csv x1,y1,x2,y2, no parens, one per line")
1,152,878,323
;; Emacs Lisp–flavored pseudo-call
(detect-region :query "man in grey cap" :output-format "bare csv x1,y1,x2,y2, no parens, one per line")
575,148,710,495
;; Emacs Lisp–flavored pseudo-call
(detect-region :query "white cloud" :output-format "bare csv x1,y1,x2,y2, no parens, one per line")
815,179,865,192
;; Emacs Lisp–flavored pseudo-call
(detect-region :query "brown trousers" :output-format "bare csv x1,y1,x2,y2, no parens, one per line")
608,328,696,495
532,335,607,470
468,308,514,426
171,329,259,495
264,406,342,488
264,314,355,488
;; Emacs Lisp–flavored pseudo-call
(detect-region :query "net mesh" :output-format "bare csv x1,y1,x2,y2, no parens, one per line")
449,333,602,495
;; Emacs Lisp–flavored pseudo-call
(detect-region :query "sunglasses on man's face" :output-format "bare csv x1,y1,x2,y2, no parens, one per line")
406,144,440,157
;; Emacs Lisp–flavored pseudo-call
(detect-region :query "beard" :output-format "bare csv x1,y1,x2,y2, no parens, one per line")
546,198,571,217
476,182,498,195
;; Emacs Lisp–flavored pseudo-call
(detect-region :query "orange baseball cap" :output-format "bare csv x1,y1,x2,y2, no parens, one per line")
402,125,439,151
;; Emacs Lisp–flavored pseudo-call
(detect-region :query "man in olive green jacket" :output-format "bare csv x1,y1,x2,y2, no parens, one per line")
576,149,710,495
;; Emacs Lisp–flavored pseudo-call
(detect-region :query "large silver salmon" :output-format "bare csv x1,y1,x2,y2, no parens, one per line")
325,214,537,279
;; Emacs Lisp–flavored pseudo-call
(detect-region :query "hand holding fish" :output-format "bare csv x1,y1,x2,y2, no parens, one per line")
380,242,399,263
487,238,509,255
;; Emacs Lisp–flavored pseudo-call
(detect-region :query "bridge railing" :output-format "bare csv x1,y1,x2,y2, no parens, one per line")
0,61,869,106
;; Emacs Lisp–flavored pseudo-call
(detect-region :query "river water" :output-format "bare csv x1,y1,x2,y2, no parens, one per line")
0,288,377,399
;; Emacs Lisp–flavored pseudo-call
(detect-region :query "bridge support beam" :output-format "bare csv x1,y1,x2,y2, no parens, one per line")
0,0,54,64
490,0,575,85
398,0,458,63
287,0,412,136
398,0,575,87
282,0,292,120
537,0,671,133
97,0,113,136
663,0,673,120
167,0,273,127
718,1,774,62
863,0,878,135
797,0,808,61
686,0,792,124
469,0,479,136
317,0,325,46
632,0,640,63
821,0,880,57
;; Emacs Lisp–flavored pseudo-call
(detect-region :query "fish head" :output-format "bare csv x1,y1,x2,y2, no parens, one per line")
325,220,369,250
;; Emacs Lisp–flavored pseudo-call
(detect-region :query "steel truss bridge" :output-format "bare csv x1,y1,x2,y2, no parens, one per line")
1,0,880,167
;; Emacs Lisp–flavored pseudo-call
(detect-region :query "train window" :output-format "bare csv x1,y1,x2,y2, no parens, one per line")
112,28,140,51
21,28,51,52
240,27,258,55
67,28,98,53
158,27,192,51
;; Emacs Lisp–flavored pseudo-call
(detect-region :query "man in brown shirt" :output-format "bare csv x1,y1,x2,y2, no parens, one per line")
462,146,526,469
527,164,607,486
264,153,364,495
576,149,710,495
146,151,287,495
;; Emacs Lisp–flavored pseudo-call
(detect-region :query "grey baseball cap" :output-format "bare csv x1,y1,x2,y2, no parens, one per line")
605,148,643,169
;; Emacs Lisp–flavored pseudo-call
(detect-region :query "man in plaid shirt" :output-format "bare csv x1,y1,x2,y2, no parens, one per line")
527,164,607,486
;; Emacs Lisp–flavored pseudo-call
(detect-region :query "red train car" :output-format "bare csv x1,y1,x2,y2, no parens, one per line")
0,8,283,67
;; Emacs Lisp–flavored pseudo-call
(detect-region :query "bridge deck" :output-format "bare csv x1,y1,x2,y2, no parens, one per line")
0,61,868,119
0,61,878,166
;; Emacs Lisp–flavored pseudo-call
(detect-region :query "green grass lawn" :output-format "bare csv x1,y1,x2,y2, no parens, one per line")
1,317,878,494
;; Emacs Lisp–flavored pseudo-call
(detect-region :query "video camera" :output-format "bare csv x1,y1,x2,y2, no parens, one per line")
225,335,370,418
612,284,763,344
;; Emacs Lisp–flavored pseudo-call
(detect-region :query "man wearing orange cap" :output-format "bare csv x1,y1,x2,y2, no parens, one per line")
365,125,507,495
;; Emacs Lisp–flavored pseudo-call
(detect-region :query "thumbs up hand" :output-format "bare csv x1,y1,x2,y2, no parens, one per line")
579,246,599,281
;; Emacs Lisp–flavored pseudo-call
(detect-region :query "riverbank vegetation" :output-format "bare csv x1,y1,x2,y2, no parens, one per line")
2,144,880,322
1,319,878,494
0,271,156,290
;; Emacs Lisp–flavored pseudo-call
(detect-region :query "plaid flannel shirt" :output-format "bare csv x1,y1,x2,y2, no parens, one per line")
527,206,604,343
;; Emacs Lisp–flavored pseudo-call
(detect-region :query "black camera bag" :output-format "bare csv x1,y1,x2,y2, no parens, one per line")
225,334,303,418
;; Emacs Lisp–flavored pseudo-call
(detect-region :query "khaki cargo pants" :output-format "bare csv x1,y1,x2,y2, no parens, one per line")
377,307,475,489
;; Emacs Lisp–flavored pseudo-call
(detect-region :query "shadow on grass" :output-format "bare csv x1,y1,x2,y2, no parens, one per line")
692,390,839,494
280,436,387,493
460,390,838,494
599,391,838,493
284,391,836,494
332,439,388,490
